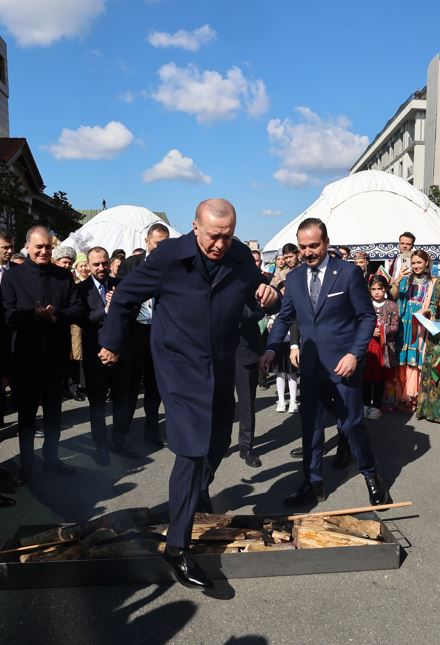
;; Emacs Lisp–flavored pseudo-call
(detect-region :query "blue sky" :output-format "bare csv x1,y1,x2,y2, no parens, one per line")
1,0,440,244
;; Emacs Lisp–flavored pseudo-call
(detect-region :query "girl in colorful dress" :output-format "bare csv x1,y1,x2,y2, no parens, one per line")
390,250,436,411
363,276,399,419
417,278,440,423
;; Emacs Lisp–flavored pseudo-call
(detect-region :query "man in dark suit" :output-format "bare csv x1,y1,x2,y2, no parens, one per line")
235,303,265,468
98,199,279,589
117,222,170,446
261,217,389,507
78,247,136,466
1,226,82,481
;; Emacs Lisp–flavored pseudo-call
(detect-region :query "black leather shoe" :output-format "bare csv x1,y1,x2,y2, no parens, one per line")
365,474,390,506
164,548,213,590
239,447,262,468
109,442,140,459
93,447,110,466
145,433,167,448
290,447,303,458
333,444,352,469
43,460,75,475
0,494,16,507
284,481,326,507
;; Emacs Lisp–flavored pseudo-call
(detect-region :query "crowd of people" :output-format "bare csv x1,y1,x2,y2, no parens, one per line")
0,205,439,590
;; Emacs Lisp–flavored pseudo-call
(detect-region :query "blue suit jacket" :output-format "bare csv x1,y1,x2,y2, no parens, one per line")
99,231,277,456
266,256,375,387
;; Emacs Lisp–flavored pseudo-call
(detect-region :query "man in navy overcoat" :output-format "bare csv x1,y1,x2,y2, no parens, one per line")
98,199,279,589
261,218,389,508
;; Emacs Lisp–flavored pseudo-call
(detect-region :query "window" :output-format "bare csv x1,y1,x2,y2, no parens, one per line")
0,55,5,84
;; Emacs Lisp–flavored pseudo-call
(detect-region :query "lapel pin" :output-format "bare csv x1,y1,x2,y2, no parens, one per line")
333,270,337,274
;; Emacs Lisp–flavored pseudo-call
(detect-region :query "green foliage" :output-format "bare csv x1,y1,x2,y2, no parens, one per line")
0,161,32,245
428,185,440,208
38,190,84,240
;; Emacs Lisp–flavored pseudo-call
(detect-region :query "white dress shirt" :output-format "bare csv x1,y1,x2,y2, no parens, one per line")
306,253,330,293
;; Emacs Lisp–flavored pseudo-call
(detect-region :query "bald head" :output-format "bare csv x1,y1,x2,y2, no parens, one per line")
195,198,236,224
193,198,236,261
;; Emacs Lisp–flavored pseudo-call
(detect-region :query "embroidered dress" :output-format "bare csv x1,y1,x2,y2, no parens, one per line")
417,280,440,423
397,275,434,406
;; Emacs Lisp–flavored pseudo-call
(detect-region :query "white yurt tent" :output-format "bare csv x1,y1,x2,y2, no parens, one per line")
62,205,180,254
263,170,440,262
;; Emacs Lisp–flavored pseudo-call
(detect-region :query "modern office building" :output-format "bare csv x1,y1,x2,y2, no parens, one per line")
350,54,440,194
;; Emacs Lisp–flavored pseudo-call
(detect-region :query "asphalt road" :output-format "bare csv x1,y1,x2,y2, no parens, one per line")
0,384,438,645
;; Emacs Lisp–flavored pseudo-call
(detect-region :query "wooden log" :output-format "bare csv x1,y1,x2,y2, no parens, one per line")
295,526,380,549
323,516,381,540
88,539,165,559
19,508,151,547
190,544,239,554
271,529,292,543
243,542,296,552
286,501,412,523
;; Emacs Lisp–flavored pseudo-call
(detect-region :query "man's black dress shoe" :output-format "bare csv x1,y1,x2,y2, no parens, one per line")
290,447,303,458
109,442,139,459
93,447,110,466
145,434,167,448
333,443,352,469
0,494,16,507
284,481,326,507
239,447,262,468
43,460,75,475
164,547,213,590
365,474,390,506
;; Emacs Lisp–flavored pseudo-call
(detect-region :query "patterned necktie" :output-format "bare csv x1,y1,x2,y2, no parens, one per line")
0,266,5,283
310,268,321,310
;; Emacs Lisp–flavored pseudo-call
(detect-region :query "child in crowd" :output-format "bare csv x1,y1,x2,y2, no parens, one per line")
363,275,399,419
267,281,298,413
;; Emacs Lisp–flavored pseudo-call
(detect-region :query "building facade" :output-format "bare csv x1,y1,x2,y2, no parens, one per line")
350,54,440,194
0,37,10,138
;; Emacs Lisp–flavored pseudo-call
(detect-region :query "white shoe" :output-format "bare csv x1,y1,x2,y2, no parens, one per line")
367,407,382,420
276,400,287,412
288,401,299,413
363,405,371,418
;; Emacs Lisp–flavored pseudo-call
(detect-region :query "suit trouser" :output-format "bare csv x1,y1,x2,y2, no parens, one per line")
301,373,377,486
83,361,130,447
166,391,234,549
127,323,161,435
235,360,258,449
16,371,64,471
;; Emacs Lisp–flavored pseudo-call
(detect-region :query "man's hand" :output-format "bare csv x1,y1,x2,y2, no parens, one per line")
334,353,358,378
373,327,380,338
105,287,115,305
259,350,275,373
98,348,119,366
255,284,278,308
290,348,300,368
35,303,57,322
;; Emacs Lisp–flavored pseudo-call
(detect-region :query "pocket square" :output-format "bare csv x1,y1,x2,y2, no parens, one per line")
327,291,344,298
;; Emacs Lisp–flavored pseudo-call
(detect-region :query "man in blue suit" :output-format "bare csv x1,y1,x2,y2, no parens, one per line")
260,218,389,508
98,198,279,589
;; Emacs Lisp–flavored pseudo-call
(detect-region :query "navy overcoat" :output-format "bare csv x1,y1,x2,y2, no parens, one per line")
99,231,275,457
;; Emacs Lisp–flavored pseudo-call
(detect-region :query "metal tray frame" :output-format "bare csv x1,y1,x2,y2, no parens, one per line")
0,513,402,589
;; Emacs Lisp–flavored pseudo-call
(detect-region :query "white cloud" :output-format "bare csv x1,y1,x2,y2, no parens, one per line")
148,24,216,51
142,149,212,184
0,0,106,47
260,208,283,217
118,90,135,104
152,63,269,123
267,107,369,187
47,121,134,160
